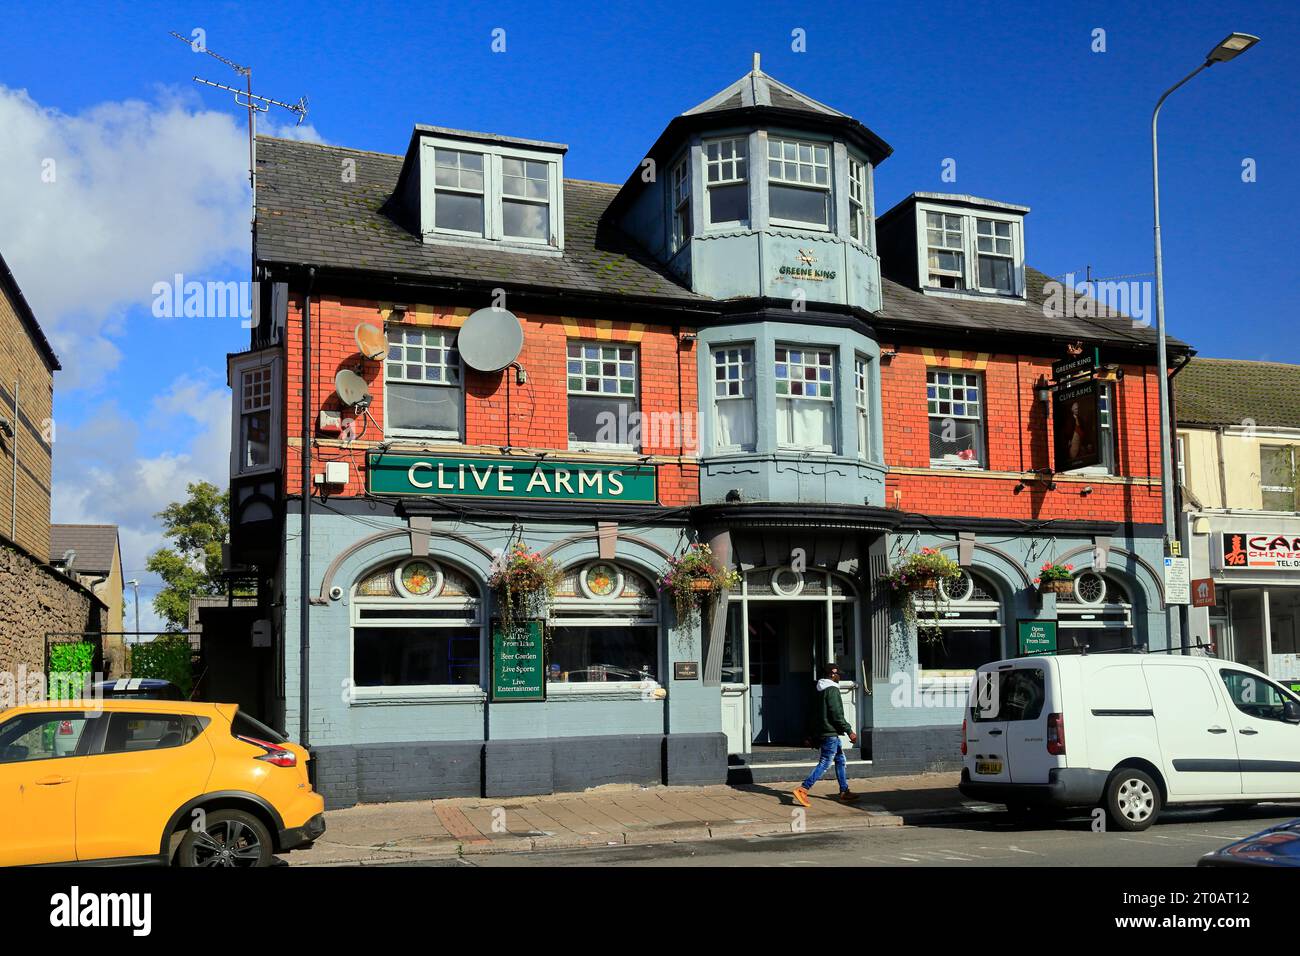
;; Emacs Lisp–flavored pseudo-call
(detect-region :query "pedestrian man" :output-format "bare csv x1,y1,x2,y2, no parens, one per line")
793,663,860,807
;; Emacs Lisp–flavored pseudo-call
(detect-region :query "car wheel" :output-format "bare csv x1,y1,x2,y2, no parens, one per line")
177,809,274,867
1104,769,1161,832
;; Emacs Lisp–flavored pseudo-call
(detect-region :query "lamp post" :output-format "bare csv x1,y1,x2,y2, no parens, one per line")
1151,32,1259,555
127,578,140,635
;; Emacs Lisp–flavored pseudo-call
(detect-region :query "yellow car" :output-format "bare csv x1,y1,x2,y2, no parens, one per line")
0,699,325,867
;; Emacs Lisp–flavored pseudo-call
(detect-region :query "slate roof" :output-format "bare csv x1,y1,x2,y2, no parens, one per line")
255,136,705,303
256,136,1180,352
1175,358,1300,429
49,524,120,573
682,65,847,117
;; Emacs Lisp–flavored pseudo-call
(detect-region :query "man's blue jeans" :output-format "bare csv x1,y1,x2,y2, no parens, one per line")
802,735,848,791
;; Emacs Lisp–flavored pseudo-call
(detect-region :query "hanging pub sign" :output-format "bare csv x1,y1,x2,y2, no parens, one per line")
367,452,657,503
1221,532,1300,570
1052,378,1103,471
1052,345,1101,384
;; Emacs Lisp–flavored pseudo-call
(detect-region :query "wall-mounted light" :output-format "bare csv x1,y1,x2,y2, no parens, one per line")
880,349,898,364
1081,485,1094,496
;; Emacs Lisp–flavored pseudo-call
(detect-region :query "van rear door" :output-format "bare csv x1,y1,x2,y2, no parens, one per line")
1002,659,1058,784
966,662,1050,784
966,667,1010,784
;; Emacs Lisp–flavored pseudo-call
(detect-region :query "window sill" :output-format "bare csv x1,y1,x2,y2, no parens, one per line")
567,442,638,454
349,686,487,706
545,682,663,700
929,460,985,471
421,232,563,257
387,429,463,442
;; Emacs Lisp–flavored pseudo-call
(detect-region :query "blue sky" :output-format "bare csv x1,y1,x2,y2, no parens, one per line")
0,0,1295,624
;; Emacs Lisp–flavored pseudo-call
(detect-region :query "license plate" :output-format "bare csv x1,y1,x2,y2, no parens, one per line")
976,758,1003,775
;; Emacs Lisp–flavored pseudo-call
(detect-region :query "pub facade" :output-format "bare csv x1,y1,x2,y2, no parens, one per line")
227,60,1184,805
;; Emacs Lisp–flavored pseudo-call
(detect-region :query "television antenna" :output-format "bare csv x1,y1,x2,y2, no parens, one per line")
168,31,309,222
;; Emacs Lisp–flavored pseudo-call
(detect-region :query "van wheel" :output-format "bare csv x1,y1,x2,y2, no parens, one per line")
1104,770,1161,831
176,809,274,867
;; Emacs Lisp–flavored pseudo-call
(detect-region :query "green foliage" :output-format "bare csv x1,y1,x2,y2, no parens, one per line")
129,635,194,697
48,642,95,698
145,481,231,630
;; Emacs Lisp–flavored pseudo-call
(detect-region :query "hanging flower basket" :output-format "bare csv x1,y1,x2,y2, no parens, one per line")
660,544,741,629
882,548,963,636
1034,562,1074,597
488,542,561,637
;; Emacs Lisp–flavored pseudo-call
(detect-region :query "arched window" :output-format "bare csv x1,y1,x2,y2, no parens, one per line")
350,558,482,695
1058,572,1133,654
547,562,660,687
913,569,1003,673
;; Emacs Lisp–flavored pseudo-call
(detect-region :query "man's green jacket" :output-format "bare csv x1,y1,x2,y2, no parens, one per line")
810,683,853,737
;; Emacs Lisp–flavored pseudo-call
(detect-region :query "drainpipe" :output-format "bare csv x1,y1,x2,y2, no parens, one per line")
10,381,18,541
300,267,316,745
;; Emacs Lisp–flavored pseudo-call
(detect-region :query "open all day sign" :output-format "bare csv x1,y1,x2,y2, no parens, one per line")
367,452,658,503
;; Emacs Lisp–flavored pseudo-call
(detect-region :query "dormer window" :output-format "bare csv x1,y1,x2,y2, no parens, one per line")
976,218,1014,293
926,212,966,289
848,157,867,243
767,137,830,230
705,137,749,226
416,133,564,249
670,156,691,251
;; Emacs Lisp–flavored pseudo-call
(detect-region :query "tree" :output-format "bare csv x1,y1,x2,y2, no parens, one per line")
146,481,229,630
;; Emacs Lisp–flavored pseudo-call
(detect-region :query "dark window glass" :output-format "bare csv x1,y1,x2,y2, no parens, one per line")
230,711,287,744
769,184,829,227
568,394,637,448
434,192,484,234
103,713,191,753
979,256,1014,292
354,627,480,687
387,382,462,435
1057,627,1132,654
1220,669,1294,722
708,183,748,224
919,627,1000,670
928,418,984,463
547,626,657,683
971,668,1045,722
0,713,93,762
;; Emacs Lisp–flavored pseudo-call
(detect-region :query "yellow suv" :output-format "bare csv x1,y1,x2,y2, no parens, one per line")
0,699,325,867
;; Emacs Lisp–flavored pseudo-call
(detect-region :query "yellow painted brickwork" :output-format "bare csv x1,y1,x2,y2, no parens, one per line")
0,280,55,559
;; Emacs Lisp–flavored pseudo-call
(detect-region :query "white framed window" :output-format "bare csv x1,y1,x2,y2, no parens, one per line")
1063,384,1117,476
713,345,756,453
854,354,870,460
500,157,551,241
775,346,835,452
976,218,1015,293
925,212,965,289
431,148,486,236
704,137,749,226
239,366,272,471
670,156,691,252
1261,445,1297,511
385,326,463,439
420,138,562,249
350,558,484,699
567,341,638,451
914,570,1003,675
927,369,985,468
767,137,831,230
1176,434,1187,489
848,156,867,243
228,352,281,475
549,563,661,693
1058,575,1133,654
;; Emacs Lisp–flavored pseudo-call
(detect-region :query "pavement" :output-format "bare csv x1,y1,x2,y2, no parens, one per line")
290,771,959,866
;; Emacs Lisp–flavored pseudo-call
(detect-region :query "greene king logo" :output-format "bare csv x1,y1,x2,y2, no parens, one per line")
1042,273,1151,329
50,886,151,937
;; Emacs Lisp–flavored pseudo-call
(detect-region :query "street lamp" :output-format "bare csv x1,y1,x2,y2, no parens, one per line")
127,578,141,635
1151,32,1259,554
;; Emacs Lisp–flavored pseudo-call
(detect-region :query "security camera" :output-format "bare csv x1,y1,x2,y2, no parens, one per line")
328,585,344,601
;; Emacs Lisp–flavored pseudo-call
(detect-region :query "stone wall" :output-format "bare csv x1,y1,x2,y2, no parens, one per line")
0,538,103,681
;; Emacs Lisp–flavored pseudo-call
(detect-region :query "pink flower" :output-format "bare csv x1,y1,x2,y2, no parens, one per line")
1033,577,1041,584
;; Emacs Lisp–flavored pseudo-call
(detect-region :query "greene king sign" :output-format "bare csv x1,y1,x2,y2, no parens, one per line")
367,452,657,503
1222,532,1300,570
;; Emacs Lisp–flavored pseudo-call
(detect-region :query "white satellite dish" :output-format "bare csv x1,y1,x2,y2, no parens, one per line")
354,322,387,360
458,308,524,373
335,369,372,407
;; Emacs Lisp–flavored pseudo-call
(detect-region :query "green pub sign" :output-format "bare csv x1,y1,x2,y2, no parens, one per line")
367,452,657,503
491,619,546,702
1018,619,1057,657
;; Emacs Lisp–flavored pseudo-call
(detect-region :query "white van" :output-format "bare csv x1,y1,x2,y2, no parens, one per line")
959,653,1300,831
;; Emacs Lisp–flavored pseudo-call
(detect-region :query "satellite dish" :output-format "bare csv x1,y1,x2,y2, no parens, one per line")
458,308,523,373
335,369,372,407
355,322,387,360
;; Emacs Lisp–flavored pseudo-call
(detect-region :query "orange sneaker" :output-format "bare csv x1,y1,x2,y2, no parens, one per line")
792,786,811,808
839,791,861,803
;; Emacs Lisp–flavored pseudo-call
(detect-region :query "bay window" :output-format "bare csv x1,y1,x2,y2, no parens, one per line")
775,347,835,451
670,156,690,251
229,352,281,476
767,137,831,229
385,326,463,438
705,138,748,226
567,342,638,450
848,156,867,243
927,369,985,467
239,366,272,470
854,354,870,460
713,345,756,452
